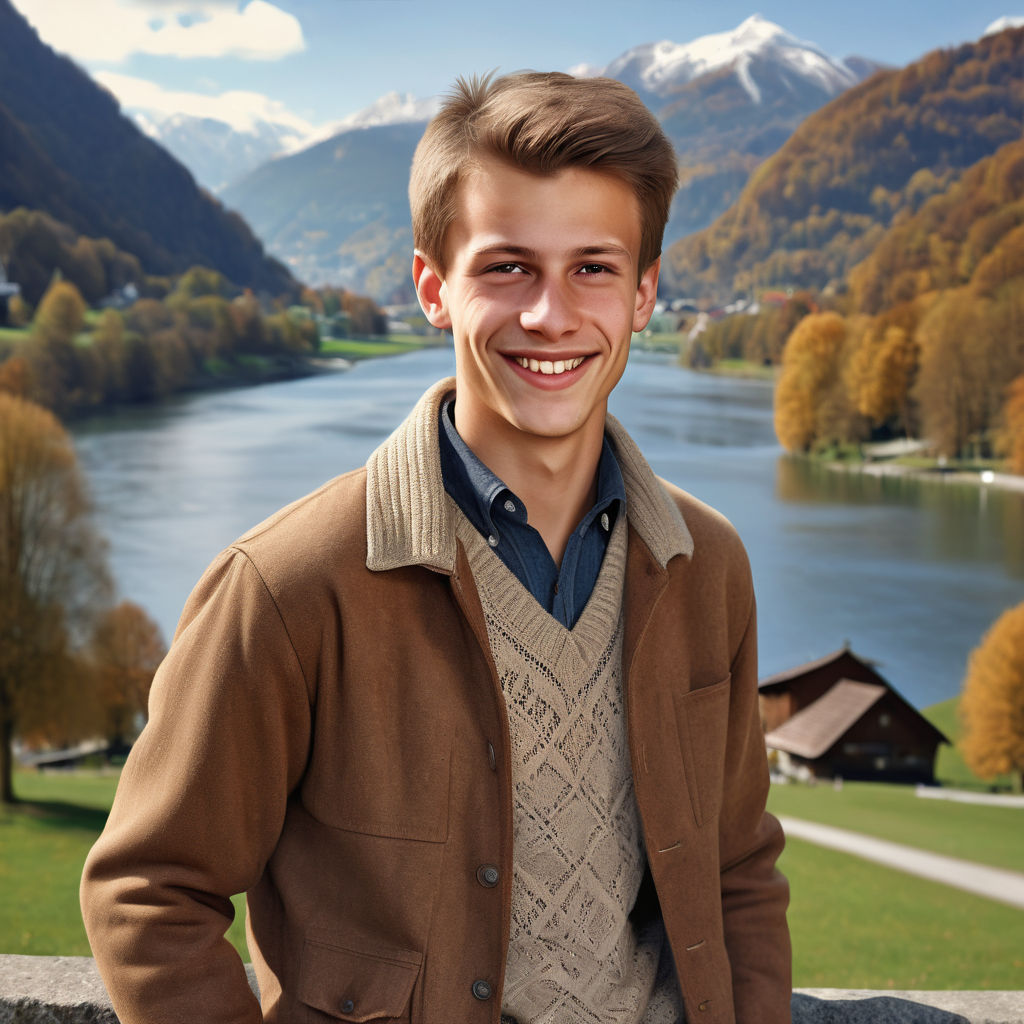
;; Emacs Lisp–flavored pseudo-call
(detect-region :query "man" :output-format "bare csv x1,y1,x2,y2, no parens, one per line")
82,72,790,1024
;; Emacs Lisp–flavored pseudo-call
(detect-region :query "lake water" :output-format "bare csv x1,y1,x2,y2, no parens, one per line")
73,347,1024,710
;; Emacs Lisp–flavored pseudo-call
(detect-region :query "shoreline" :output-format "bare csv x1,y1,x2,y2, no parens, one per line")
824,457,1024,494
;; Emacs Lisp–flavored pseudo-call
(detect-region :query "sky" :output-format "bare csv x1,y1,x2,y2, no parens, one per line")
10,0,1024,136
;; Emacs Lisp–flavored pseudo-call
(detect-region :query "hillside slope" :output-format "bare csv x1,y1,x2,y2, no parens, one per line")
0,0,294,296
666,27,1024,301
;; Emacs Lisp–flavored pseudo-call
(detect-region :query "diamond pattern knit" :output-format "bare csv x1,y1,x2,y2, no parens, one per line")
452,501,684,1024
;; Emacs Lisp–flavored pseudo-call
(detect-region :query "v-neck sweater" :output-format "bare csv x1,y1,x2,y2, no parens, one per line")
453,501,685,1024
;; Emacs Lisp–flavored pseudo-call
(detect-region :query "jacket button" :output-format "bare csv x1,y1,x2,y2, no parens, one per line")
698,999,710,1011
341,998,355,1013
472,979,493,1000
477,864,500,887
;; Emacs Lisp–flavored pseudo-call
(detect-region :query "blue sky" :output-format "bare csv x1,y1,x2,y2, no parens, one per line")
11,0,1024,132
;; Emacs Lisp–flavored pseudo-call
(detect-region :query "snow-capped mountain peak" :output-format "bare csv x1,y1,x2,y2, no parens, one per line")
577,14,857,104
983,15,1024,36
280,91,440,157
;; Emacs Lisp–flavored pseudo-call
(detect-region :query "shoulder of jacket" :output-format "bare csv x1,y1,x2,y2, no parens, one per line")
228,466,369,579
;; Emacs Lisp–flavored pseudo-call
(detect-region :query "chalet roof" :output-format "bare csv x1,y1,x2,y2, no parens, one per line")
758,646,878,690
764,679,886,758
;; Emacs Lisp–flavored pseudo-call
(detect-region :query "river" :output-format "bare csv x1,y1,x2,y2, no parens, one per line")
72,347,1024,711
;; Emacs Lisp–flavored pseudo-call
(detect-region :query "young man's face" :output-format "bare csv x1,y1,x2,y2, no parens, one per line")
415,157,659,457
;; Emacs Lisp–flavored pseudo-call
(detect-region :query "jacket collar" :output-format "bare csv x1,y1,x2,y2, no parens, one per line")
365,377,694,573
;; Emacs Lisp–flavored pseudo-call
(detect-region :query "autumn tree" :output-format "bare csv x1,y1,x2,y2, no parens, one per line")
1001,375,1024,475
33,278,87,343
774,312,854,452
960,601,1024,793
89,601,166,751
0,393,110,803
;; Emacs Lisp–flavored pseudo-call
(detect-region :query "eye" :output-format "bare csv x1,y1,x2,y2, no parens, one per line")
577,263,610,275
487,262,526,275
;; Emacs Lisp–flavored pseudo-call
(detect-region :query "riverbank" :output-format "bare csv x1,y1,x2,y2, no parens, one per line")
824,457,1024,495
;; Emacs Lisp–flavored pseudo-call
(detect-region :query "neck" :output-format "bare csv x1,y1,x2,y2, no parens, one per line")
455,409,604,568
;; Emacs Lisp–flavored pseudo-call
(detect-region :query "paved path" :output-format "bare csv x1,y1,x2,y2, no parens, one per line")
778,816,1024,911
915,785,1024,808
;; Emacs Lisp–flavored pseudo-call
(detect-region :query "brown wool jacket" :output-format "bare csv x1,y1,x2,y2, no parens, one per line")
81,379,791,1024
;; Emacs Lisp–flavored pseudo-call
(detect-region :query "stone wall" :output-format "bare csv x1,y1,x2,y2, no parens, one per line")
0,956,1020,1024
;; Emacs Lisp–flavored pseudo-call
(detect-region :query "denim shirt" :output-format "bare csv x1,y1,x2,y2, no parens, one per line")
438,398,626,628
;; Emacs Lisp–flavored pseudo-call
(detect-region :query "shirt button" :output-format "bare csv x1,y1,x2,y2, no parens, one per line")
476,864,500,887
472,979,493,1000
503,499,516,513
487,534,498,547
340,998,355,1013
601,512,610,531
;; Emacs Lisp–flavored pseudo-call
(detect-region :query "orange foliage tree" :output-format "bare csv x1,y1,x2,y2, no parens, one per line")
89,601,166,750
0,393,110,803
960,601,1024,793
1002,375,1024,474
773,312,851,452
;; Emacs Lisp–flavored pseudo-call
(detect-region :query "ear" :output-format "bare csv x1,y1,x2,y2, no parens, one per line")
413,252,451,330
632,257,661,334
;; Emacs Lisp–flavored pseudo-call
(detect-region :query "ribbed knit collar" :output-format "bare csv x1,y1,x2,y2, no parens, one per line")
364,377,694,574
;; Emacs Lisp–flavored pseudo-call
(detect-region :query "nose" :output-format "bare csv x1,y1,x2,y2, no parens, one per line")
519,278,581,341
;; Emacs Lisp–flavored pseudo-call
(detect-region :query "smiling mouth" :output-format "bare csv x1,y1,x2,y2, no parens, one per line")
512,356,586,376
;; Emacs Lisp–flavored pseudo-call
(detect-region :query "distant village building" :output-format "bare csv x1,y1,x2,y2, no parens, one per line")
0,257,21,325
99,281,139,310
760,646,949,784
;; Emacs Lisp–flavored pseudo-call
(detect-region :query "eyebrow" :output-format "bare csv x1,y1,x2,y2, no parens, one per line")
471,243,633,260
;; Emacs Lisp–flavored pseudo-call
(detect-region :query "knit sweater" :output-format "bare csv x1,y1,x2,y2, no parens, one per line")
453,501,685,1024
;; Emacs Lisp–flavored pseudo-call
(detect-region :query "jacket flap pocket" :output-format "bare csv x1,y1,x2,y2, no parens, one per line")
673,673,732,828
299,937,422,1021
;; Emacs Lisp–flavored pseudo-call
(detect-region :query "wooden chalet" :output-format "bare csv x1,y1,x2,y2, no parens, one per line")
759,647,949,784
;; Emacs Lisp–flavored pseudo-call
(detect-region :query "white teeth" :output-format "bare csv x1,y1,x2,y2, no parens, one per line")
515,356,585,375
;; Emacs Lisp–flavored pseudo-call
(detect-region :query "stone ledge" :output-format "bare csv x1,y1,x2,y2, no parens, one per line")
0,955,1020,1023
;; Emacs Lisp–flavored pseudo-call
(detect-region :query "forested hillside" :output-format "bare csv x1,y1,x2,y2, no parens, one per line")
666,27,1024,301
0,0,294,297
772,136,1024,464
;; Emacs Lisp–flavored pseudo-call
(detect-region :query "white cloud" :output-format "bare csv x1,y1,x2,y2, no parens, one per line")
94,70,316,135
11,0,305,62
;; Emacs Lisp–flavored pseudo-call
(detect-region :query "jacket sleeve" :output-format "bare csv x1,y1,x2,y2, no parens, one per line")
80,547,313,1024
719,593,792,1023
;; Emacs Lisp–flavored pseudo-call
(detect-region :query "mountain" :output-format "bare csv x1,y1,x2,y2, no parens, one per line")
0,0,294,296
665,25,1024,301
222,16,876,302
577,14,860,104
221,121,425,303
125,90,441,197
132,111,310,194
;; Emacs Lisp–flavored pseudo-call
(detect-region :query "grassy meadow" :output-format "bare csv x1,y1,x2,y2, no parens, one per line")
766,779,1023,872
0,771,247,960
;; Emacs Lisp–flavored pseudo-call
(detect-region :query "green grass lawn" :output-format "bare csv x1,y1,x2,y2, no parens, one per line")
318,334,438,360
925,697,1017,792
782,836,1024,988
0,771,247,959
767,780,1023,873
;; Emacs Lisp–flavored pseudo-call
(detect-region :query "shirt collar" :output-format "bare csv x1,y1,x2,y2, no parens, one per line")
438,396,625,540
364,377,693,573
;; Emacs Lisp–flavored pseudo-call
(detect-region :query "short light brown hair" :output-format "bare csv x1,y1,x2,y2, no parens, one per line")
409,71,678,282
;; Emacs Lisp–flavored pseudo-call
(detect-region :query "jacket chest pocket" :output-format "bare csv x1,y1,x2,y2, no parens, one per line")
673,673,731,829
300,935,422,1023
303,711,452,843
